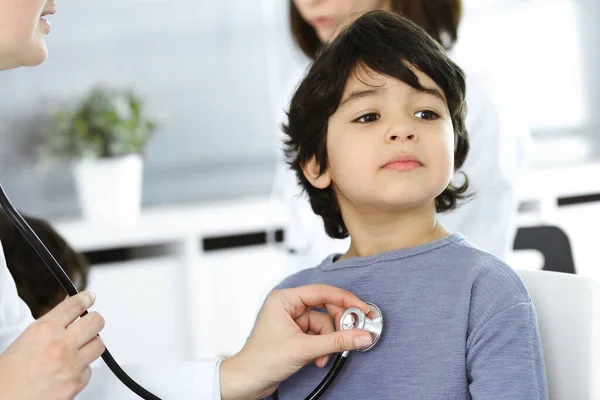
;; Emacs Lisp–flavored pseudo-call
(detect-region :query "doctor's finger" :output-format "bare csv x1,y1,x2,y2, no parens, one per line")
324,304,352,326
282,284,369,318
294,310,338,369
295,309,336,335
42,291,96,328
77,336,105,370
297,329,373,364
67,311,106,348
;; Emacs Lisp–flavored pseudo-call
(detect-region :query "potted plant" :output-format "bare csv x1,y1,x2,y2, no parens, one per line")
41,85,158,223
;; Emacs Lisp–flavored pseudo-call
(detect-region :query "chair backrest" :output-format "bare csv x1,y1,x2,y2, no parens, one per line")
517,270,600,400
514,226,576,274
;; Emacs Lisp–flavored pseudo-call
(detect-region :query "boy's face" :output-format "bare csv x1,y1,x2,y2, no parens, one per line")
303,67,454,215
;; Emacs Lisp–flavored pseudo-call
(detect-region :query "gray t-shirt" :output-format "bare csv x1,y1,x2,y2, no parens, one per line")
272,233,548,399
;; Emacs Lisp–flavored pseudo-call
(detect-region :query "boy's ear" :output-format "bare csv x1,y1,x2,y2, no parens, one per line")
301,156,331,189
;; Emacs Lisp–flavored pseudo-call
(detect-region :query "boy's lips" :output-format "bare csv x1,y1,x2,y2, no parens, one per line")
382,154,423,171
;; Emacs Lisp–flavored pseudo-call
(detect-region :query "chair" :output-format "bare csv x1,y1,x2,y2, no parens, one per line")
517,270,600,399
514,226,576,274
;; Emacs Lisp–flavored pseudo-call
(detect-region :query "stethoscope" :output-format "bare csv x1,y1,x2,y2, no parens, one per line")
272,302,384,400
0,183,385,399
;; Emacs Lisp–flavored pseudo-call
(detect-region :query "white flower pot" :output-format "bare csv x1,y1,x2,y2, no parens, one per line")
73,154,143,223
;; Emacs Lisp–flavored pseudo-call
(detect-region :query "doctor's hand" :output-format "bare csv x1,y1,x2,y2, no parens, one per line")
0,292,105,400
220,284,373,400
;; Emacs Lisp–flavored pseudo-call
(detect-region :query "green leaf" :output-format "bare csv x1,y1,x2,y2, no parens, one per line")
39,85,160,161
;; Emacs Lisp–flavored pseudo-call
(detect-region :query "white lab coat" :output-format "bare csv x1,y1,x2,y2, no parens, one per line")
272,56,531,274
0,240,222,399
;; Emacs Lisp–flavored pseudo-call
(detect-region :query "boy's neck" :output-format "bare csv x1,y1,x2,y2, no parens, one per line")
339,202,449,260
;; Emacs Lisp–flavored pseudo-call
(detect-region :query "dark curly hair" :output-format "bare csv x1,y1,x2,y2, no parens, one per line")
283,11,470,239
0,211,89,318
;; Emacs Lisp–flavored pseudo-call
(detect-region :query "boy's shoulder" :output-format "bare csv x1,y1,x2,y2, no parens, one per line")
447,235,529,299
453,237,526,288
450,237,533,330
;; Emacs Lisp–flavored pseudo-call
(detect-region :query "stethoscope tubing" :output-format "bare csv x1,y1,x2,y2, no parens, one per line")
0,183,161,400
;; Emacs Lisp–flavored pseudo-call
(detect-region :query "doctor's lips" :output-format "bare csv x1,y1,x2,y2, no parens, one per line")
382,154,423,171
310,17,337,29
40,4,56,33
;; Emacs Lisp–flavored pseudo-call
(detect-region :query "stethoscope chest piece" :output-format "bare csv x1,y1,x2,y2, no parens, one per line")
339,302,383,352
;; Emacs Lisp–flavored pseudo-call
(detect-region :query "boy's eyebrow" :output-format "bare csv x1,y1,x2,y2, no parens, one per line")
338,85,447,110
338,88,382,110
414,86,447,104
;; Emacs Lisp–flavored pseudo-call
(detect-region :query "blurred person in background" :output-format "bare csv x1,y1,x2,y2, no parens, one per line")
0,210,89,319
273,0,531,273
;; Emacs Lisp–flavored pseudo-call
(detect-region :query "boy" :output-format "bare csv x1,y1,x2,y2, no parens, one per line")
270,11,547,399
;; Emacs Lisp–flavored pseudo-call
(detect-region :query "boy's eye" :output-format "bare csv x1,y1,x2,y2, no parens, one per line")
414,110,439,120
354,113,380,123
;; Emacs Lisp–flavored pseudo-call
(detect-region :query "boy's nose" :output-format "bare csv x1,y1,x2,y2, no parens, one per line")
385,122,418,143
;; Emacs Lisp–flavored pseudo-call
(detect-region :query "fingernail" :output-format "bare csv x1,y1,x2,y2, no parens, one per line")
321,355,330,366
354,334,373,349
87,291,96,305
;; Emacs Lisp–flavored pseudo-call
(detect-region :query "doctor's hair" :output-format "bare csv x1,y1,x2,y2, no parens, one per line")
283,11,469,239
289,0,462,60
0,211,89,319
